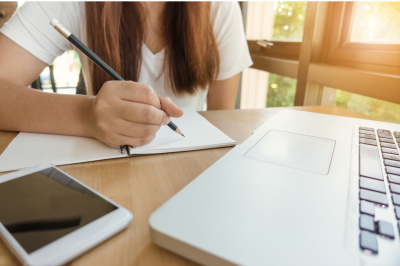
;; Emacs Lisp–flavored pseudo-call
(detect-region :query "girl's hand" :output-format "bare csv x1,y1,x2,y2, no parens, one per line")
89,81,183,148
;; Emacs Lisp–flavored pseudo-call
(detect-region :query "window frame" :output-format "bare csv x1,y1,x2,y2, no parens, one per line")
248,40,300,61
322,2,400,75
243,1,400,108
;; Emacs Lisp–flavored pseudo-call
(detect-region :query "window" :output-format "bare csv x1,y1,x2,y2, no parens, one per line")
321,1,400,123
246,1,304,62
324,2,400,75
244,1,400,124
241,1,305,109
39,51,82,94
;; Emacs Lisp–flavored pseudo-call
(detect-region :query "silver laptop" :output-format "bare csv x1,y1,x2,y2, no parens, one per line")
149,110,400,266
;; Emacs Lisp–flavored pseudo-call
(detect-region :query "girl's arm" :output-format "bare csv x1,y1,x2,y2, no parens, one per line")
0,33,94,137
207,73,240,110
0,33,183,148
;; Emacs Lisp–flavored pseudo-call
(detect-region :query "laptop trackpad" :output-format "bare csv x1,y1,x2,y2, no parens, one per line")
244,130,335,175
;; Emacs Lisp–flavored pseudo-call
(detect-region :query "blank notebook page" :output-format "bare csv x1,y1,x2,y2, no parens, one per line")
0,108,235,172
131,108,235,154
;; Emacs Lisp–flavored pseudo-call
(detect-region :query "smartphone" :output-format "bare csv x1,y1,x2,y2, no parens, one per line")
0,164,133,266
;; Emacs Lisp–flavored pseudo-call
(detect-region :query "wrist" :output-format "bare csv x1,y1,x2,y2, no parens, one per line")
81,95,96,138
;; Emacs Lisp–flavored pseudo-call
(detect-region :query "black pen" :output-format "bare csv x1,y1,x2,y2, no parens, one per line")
50,19,184,154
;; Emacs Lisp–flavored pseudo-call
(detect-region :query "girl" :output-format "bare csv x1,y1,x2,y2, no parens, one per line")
0,2,252,148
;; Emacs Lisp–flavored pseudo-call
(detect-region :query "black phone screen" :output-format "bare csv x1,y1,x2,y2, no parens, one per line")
0,167,117,254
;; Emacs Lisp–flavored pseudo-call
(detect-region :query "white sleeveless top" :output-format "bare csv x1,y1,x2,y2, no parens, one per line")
1,2,252,111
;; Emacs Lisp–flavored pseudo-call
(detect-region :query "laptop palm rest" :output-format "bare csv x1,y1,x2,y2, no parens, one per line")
244,130,335,175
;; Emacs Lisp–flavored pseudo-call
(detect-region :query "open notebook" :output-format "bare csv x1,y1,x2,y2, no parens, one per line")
0,108,235,172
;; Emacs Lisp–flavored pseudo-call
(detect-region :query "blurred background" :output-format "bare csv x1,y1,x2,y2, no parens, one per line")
240,1,400,123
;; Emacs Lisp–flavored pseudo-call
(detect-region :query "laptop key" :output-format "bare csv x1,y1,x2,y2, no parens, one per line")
386,166,400,176
382,148,399,155
380,138,395,144
360,214,375,232
390,183,400,194
360,127,374,132
360,200,375,216
360,189,388,206
359,144,383,180
377,220,395,239
360,231,378,254
360,130,375,135
383,153,400,161
388,174,400,184
359,138,377,146
360,177,386,193
380,142,397,149
394,131,400,138
384,159,400,168
359,134,376,140
393,194,400,206
378,129,393,139
395,206,400,220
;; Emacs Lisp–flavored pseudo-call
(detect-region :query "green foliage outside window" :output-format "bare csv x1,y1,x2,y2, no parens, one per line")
272,1,307,41
267,74,296,107
335,90,400,124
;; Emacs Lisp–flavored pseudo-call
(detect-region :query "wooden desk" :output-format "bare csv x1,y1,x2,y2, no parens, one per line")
0,106,378,266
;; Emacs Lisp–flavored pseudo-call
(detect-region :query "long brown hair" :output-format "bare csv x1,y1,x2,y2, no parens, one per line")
85,2,220,96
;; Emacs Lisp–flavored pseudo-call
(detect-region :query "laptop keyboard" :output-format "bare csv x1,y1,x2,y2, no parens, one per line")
358,127,400,254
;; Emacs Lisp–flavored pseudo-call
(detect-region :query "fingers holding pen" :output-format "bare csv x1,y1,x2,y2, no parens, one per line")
159,96,183,118
117,101,170,125
115,120,161,138
112,81,171,125
90,80,183,148
116,81,161,109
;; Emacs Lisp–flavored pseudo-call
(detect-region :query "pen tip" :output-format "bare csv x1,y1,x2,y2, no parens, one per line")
175,128,184,136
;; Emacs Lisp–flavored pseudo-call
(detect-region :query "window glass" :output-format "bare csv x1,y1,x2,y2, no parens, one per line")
267,74,296,107
240,69,296,109
335,90,400,124
351,1,400,43
272,1,307,41
240,2,303,109
245,1,306,41
40,50,82,94
53,50,81,89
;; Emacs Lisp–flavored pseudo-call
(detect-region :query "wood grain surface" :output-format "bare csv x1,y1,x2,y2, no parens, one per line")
0,106,379,266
